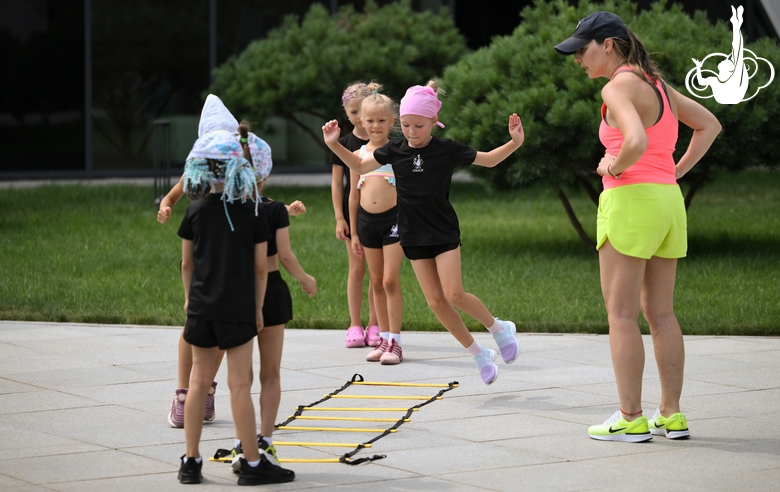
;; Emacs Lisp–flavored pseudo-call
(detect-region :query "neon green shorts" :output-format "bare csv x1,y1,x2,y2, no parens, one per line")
597,184,687,259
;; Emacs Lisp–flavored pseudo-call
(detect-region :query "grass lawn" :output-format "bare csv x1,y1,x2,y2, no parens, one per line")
0,170,777,335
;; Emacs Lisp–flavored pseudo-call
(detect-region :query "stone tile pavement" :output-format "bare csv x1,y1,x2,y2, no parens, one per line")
0,321,778,491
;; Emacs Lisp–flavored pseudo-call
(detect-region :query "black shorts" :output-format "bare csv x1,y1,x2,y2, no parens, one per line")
263,270,293,327
183,317,257,350
357,206,400,249
402,242,460,260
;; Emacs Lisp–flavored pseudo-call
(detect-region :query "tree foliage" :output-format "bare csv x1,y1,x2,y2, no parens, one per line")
211,0,469,149
439,0,780,251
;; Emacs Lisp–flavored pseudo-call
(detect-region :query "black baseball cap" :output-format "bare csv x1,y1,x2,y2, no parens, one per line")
554,11,628,55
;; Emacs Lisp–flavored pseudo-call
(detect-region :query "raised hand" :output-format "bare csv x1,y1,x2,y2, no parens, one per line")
508,113,525,146
322,120,341,145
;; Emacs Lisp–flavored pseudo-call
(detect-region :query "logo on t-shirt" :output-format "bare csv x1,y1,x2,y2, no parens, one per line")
412,154,424,172
389,223,399,238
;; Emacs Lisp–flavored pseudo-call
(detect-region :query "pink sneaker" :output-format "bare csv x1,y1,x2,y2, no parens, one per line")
345,325,365,348
204,381,217,422
365,325,381,347
168,388,187,428
380,340,403,365
366,338,389,362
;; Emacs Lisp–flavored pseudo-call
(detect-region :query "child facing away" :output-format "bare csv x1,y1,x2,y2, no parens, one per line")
228,123,317,468
323,80,526,385
346,83,404,364
330,81,380,349
175,129,294,485
157,95,305,428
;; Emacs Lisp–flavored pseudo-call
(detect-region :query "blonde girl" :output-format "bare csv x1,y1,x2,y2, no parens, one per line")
330,81,380,348
323,80,525,385
347,83,404,364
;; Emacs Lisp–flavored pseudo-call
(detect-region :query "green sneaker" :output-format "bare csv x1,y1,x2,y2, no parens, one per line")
588,411,652,442
648,409,690,439
258,436,280,466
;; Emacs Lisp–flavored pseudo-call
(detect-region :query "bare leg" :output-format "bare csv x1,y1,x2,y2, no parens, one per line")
226,339,260,462
599,240,646,420
435,248,495,326
257,325,284,438
178,330,225,388
184,345,220,458
641,256,685,416
364,247,389,334
382,243,404,335
410,258,474,348
345,240,366,327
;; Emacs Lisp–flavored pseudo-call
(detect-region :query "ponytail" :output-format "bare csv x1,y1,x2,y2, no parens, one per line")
608,29,662,81
426,79,445,96
238,121,253,166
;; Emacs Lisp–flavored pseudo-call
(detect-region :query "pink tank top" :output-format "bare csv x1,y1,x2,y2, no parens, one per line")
599,67,678,190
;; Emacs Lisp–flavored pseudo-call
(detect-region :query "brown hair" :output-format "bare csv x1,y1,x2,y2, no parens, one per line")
238,120,253,166
601,29,662,81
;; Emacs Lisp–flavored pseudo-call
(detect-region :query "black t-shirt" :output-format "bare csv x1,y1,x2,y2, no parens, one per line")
178,194,271,322
261,197,290,257
373,136,477,246
330,132,369,210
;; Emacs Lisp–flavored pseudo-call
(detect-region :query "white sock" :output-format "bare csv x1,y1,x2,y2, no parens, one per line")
390,333,401,345
380,331,390,341
466,340,483,356
486,318,502,334
234,439,241,448
263,437,273,446
247,459,260,467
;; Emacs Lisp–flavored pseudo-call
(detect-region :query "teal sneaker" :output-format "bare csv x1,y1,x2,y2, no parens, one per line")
588,411,652,442
648,409,690,439
492,319,520,364
473,346,498,385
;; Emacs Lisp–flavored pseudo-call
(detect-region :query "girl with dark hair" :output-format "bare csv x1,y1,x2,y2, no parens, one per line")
555,11,722,442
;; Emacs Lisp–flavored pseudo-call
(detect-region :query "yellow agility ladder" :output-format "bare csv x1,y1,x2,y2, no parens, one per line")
212,373,458,465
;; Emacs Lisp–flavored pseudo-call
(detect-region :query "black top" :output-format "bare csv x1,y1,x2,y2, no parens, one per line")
178,194,270,322
373,136,477,246
261,197,290,257
330,132,369,209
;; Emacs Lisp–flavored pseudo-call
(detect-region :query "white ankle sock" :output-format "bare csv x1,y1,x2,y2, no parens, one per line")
247,459,260,467
380,332,391,341
466,340,483,356
389,333,401,345
263,436,273,446
234,439,241,448
486,318,502,334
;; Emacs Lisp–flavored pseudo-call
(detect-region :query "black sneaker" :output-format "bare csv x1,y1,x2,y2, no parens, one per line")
237,456,295,485
178,455,203,484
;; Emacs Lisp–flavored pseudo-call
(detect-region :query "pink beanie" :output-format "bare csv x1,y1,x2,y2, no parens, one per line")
399,86,445,128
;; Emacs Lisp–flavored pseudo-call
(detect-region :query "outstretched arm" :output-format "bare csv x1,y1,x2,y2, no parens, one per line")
322,120,381,174
472,114,524,168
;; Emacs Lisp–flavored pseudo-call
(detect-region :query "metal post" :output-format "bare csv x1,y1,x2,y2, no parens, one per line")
84,0,92,174
153,120,171,206
209,0,217,85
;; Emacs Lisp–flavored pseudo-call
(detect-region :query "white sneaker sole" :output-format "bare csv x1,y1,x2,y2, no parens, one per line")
650,427,691,439
588,432,653,443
